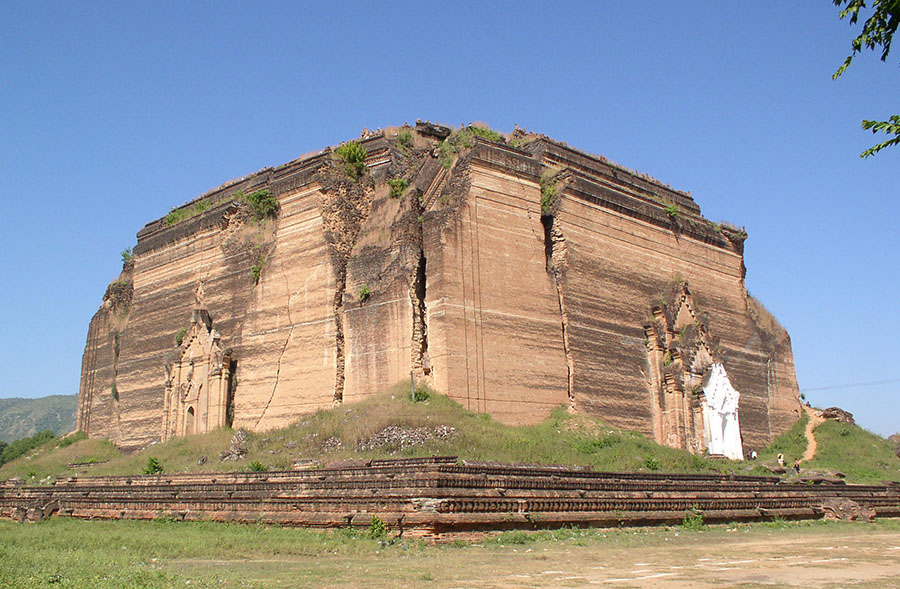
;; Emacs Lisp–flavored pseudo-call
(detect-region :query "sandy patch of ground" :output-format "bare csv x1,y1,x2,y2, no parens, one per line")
171,522,900,587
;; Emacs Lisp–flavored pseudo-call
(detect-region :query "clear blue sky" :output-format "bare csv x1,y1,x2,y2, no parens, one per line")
1,2,897,436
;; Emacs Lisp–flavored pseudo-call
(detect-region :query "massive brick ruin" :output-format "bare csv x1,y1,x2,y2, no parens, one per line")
77,122,801,452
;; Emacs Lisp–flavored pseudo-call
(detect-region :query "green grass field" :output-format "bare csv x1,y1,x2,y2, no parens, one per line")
2,517,899,588
1,384,898,485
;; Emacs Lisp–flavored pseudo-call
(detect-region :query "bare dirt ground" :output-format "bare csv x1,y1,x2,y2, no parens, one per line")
803,404,826,462
170,521,900,587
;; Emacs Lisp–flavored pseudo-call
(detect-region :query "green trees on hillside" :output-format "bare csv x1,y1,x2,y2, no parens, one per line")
0,430,55,466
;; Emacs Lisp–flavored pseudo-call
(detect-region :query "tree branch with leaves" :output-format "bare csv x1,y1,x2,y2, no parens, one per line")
832,0,900,157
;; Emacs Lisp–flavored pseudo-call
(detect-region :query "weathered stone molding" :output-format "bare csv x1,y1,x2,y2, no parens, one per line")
3,458,898,535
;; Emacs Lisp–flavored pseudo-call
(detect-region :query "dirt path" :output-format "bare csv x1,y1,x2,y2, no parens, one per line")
802,404,825,462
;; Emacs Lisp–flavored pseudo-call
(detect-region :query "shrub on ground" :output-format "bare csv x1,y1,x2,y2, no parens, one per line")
142,457,164,475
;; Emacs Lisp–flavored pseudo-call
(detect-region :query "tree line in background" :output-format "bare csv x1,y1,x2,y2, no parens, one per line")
0,430,84,467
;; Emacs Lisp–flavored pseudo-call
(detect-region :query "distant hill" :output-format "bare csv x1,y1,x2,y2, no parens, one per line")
0,395,77,443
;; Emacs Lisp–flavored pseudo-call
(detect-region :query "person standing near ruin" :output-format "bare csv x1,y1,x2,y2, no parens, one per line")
777,453,785,467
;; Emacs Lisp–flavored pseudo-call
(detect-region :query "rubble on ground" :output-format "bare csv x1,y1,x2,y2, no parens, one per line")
357,425,456,452
820,407,855,425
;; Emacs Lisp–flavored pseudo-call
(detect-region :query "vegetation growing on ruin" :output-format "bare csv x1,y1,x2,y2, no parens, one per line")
236,189,278,222
711,221,740,235
719,222,748,239
164,207,188,225
468,125,504,143
438,128,474,169
387,178,408,198
120,247,133,264
357,284,371,302
438,140,462,170
747,294,788,338
396,128,412,153
174,327,187,346
164,199,211,226
163,187,278,228
367,516,388,539
334,141,368,181
540,169,560,214
104,279,133,318
508,133,540,149
250,253,266,285
664,202,682,220
164,204,193,225
681,508,705,531
436,125,506,170
708,220,749,242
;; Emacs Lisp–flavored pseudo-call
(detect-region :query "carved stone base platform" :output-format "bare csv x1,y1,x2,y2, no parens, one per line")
2,457,898,537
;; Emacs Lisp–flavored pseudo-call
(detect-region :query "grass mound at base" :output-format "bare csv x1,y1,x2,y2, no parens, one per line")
805,419,900,484
2,385,897,484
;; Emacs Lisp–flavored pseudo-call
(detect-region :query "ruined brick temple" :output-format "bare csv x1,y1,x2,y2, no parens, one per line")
77,122,801,453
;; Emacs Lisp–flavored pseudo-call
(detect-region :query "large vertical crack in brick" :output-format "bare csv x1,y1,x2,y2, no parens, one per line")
331,269,347,403
542,213,574,409
410,248,430,377
253,264,294,428
111,329,121,433
318,165,374,404
405,164,432,379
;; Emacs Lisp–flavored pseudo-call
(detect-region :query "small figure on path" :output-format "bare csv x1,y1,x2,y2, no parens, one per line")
777,453,785,467
793,458,801,474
